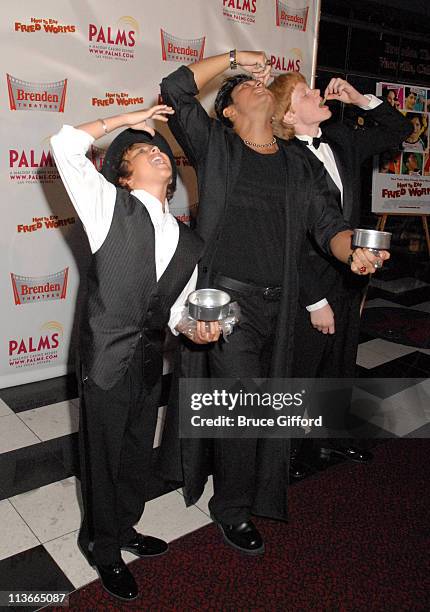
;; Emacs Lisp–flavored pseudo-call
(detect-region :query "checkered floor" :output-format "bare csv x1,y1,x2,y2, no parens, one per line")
0,260,429,608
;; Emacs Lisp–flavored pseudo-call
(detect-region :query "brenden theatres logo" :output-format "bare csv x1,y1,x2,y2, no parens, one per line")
275,0,309,31
16,215,76,234
270,49,302,74
222,0,257,25
91,91,144,108
7,74,67,112
160,30,205,63
88,16,139,62
14,17,76,34
9,148,60,183
11,269,69,305
9,321,64,369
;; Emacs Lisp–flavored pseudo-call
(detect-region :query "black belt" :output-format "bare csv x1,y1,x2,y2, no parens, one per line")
214,274,282,302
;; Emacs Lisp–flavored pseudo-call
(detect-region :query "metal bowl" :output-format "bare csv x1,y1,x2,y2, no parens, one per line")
352,229,392,251
188,288,231,321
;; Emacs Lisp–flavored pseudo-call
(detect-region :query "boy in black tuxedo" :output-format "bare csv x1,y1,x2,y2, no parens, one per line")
269,75,411,475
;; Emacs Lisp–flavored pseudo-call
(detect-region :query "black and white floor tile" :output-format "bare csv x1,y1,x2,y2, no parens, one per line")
0,262,429,609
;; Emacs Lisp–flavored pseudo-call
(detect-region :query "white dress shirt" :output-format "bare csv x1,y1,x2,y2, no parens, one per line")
50,125,197,332
295,94,382,311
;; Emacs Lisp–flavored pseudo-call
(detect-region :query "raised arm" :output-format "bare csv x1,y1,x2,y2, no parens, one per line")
189,50,270,91
76,105,174,139
160,66,212,168
160,50,270,166
50,106,173,252
324,78,412,162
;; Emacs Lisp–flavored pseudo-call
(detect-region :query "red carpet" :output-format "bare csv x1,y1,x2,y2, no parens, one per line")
48,439,430,611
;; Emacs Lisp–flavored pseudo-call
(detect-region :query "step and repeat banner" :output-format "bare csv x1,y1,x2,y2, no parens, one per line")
1,0,320,388
372,81,430,214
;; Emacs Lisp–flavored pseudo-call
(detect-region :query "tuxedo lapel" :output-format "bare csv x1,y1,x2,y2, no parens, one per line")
321,131,354,223
292,137,343,212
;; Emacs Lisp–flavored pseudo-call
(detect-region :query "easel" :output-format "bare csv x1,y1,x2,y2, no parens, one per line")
375,213,430,256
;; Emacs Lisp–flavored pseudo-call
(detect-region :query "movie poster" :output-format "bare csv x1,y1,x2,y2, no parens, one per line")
372,82,430,214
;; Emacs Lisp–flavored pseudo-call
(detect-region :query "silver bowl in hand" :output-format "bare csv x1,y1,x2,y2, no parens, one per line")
352,229,391,251
188,288,231,321
352,229,391,269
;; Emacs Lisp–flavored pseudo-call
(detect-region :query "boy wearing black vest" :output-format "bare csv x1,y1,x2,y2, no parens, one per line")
51,106,219,601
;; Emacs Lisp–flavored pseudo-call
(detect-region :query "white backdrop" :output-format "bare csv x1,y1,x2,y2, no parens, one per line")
1,0,321,388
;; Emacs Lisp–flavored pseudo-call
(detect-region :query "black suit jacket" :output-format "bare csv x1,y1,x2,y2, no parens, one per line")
159,65,350,518
161,65,350,378
296,101,412,307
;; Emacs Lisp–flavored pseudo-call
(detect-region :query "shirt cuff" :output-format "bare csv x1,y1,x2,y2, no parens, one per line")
358,94,382,110
167,306,185,336
50,124,95,155
167,266,198,334
306,298,329,312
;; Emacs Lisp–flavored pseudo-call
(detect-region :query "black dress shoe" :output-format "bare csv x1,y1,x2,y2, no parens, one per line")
213,518,264,555
95,560,138,601
121,533,168,557
320,445,373,464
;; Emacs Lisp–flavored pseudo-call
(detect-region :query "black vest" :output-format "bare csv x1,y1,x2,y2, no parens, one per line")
80,189,203,390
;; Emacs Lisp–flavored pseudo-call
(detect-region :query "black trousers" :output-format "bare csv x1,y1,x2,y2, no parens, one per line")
78,337,161,565
292,288,362,447
207,288,280,524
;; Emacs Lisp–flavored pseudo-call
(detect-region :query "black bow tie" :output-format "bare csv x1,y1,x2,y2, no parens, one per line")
311,135,326,149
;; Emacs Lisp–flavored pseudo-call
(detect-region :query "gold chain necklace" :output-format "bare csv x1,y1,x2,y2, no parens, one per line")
243,136,276,148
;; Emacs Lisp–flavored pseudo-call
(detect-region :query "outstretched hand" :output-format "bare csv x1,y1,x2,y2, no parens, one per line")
126,105,175,136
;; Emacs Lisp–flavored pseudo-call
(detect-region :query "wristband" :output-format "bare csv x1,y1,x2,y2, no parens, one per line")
229,49,237,70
